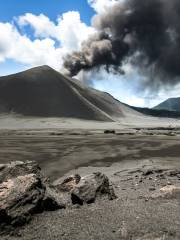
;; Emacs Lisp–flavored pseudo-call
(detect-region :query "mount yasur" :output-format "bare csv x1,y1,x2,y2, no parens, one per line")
0,65,142,120
0,65,179,121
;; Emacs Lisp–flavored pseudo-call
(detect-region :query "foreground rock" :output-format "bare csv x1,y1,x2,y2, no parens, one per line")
54,172,117,205
0,174,44,227
0,161,64,230
0,162,116,231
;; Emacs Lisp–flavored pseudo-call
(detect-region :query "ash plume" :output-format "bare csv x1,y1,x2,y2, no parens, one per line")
63,0,180,87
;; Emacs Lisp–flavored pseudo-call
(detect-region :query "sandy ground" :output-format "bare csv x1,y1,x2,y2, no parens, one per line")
0,121,180,239
0,113,180,130
0,128,180,179
5,160,180,240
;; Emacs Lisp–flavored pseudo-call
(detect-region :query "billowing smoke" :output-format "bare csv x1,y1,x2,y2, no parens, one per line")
63,0,180,87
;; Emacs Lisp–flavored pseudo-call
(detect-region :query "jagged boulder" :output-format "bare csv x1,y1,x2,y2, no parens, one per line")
71,172,117,205
54,172,117,205
0,161,64,229
0,161,117,230
0,173,45,227
53,174,82,206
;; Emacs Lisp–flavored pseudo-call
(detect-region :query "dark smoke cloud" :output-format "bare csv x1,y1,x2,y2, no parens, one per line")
63,0,180,87
63,31,129,76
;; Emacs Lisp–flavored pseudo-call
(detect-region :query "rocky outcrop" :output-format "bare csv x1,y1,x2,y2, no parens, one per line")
0,173,44,227
54,172,117,205
0,162,116,230
0,161,64,229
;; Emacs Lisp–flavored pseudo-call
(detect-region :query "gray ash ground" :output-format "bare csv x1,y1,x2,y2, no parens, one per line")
0,128,180,240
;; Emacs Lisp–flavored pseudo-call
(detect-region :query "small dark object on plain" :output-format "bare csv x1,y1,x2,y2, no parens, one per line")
104,130,116,134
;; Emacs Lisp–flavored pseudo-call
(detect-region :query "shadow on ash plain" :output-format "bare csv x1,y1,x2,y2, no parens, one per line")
0,130,180,180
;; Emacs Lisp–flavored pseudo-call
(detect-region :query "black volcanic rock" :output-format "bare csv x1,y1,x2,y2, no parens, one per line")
0,173,45,227
0,161,117,231
71,172,117,205
0,161,64,229
104,129,116,134
0,65,140,120
54,173,117,206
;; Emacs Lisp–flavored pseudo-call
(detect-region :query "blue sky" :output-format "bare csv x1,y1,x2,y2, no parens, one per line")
0,0,95,76
0,0,95,24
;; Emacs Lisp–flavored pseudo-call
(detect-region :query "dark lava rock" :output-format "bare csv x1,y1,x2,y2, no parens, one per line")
0,173,45,227
53,174,82,206
0,161,117,231
104,130,116,134
71,172,117,205
0,161,64,229
54,172,117,206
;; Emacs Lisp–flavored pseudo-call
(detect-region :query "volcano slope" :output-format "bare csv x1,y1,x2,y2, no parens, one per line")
0,65,141,121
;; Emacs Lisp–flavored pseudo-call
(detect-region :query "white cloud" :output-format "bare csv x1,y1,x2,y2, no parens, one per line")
0,11,95,70
18,11,95,51
18,13,56,38
88,0,121,13
0,22,61,69
57,12,95,50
